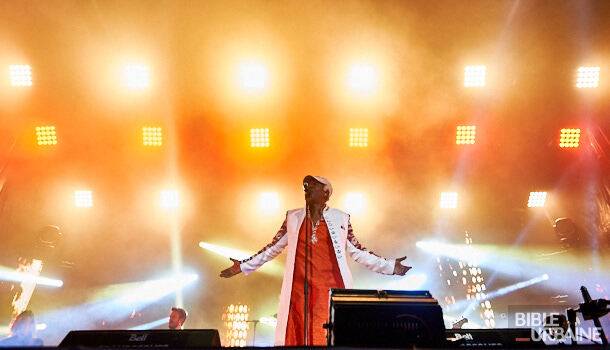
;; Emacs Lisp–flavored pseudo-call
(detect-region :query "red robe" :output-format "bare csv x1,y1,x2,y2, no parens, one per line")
284,216,345,346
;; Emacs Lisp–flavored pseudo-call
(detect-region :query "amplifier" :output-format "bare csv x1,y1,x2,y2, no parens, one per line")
59,329,221,348
327,289,445,347
446,328,545,348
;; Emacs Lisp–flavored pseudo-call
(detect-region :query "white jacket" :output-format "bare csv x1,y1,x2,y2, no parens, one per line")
239,206,396,345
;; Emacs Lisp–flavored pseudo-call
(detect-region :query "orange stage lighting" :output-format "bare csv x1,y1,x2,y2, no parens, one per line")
464,65,486,88
258,192,280,215
122,64,150,90
142,127,163,146
349,128,368,147
35,126,57,146
343,192,365,214
237,61,269,93
346,63,379,95
440,192,458,209
559,128,580,148
250,128,270,148
527,191,547,208
222,303,249,347
576,66,600,88
456,125,476,145
160,190,179,209
9,64,32,87
74,190,93,208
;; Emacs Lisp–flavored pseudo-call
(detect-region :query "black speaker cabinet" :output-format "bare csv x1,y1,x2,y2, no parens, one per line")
327,289,445,347
59,329,221,348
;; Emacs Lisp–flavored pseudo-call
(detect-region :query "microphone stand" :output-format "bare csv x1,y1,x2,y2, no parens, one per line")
566,286,609,346
303,204,311,346
245,320,259,346
579,286,608,346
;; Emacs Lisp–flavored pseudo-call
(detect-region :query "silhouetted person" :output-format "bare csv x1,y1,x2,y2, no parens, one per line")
0,310,43,347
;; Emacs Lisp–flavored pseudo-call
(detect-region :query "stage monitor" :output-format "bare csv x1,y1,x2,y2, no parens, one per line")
327,289,445,347
59,329,221,348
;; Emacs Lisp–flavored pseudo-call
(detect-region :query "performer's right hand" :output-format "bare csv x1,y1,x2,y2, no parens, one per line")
219,258,242,278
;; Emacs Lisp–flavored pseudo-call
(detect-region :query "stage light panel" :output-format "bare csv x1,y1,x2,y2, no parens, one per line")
464,65,486,87
122,64,150,90
343,192,365,214
349,128,368,147
142,127,163,146
74,190,93,208
222,303,249,347
249,128,269,148
160,190,179,209
559,128,580,148
258,192,280,214
238,61,268,92
9,64,32,87
35,126,57,146
576,66,600,88
440,192,458,209
456,125,476,145
527,191,547,208
347,63,379,95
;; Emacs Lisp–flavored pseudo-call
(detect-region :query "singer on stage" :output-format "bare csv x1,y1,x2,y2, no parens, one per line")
220,175,412,346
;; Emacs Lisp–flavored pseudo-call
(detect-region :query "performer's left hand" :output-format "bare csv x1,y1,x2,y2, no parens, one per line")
393,256,412,275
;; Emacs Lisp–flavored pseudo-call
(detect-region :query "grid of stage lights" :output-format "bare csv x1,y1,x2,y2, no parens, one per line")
250,128,270,148
436,256,457,308
464,65,486,87
527,191,547,208
347,63,378,95
259,192,280,214
35,126,58,146
349,128,368,147
123,64,150,90
436,232,494,328
238,61,268,93
142,127,163,146
440,192,458,209
456,125,476,145
160,190,179,209
576,66,600,88
74,190,93,208
343,192,365,214
9,64,33,86
463,233,495,328
559,128,581,148
222,304,249,347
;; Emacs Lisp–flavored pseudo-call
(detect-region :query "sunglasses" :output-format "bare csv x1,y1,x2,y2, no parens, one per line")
303,181,324,192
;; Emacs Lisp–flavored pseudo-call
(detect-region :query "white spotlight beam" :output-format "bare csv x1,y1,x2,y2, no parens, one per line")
129,317,170,330
458,274,550,320
0,323,46,335
484,274,549,300
35,272,199,341
199,241,283,276
0,265,63,287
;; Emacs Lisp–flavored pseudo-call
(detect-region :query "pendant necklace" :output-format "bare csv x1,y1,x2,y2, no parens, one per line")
308,207,321,245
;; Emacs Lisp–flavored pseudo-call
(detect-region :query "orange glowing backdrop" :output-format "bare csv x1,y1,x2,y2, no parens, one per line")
0,0,609,346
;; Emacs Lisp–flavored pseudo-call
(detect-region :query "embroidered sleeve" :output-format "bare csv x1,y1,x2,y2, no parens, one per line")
237,214,290,275
345,216,394,274
347,220,379,257
240,219,288,263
